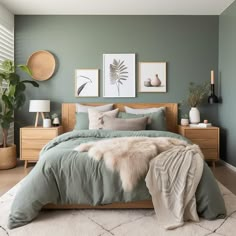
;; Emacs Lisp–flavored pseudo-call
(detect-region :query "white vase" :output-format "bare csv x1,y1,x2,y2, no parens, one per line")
189,107,200,124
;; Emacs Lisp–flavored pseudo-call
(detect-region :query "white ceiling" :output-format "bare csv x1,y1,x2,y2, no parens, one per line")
0,0,235,15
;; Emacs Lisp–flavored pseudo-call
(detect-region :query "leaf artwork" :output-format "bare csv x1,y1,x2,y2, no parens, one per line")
77,75,92,96
109,59,128,96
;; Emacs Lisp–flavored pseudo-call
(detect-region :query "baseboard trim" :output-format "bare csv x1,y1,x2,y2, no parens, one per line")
220,160,236,172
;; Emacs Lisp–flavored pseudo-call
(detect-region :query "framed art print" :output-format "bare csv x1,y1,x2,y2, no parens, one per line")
75,69,99,97
139,62,167,93
103,53,135,97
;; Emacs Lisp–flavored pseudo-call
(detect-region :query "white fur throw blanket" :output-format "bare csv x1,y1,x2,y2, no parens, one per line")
145,144,204,230
75,137,188,191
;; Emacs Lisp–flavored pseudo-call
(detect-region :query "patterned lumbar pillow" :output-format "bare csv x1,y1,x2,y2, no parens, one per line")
88,108,119,130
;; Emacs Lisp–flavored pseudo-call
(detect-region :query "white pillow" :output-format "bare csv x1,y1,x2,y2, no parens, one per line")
76,103,113,113
124,106,165,115
88,108,119,130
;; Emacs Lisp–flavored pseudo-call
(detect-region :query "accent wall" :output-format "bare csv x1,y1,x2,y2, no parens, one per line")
14,15,219,149
219,1,236,167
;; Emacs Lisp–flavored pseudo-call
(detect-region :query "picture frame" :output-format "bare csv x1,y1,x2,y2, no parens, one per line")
139,62,167,93
103,53,136,97
75,69,99,97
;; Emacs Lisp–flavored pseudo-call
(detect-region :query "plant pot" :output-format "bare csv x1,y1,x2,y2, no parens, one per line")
189,107,200,124
0,144,17,170
181,118,189,126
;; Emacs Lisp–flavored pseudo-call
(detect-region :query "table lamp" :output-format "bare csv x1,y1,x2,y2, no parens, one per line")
29,100,50,127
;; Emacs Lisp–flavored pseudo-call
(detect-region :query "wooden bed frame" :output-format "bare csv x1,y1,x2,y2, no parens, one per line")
44,102,178,210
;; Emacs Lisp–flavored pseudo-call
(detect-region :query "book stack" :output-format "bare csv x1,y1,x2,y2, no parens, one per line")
189,123,212,128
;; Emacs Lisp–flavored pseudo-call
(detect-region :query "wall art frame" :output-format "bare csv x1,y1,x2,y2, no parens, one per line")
103,53,136,97
75,69,99,97
139,62,167,93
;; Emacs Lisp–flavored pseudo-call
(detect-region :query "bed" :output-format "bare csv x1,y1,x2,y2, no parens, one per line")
45,102,177,209
8,103,226,229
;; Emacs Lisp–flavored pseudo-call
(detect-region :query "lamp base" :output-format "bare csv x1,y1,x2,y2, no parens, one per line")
34,112,45,127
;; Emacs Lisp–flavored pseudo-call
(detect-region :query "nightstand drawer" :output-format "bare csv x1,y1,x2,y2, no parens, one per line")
22,129,58,139
190,139,218,149
178,125,219,167
22,139,51,149
202,149,218,160
21,149,41,158
20,126,63,168
184,129,218,139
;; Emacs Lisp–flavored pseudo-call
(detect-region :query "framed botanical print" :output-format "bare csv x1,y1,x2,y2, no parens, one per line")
103,54,135,97
139,62,167,93
75,69,99,97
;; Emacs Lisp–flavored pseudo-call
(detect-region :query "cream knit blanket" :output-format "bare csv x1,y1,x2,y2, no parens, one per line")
145,144,204,230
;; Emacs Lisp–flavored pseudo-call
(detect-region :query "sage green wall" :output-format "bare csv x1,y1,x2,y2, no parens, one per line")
219,2,236,166
15,16,219,148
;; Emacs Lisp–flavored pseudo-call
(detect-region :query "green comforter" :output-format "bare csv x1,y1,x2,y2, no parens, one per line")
8,130,226,229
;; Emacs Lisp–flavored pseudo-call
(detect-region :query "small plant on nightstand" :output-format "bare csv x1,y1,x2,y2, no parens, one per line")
0,59,39,169
51,113,60,127
180,114,189,126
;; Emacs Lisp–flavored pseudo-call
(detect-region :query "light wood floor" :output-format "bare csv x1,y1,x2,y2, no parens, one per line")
0,160,236,197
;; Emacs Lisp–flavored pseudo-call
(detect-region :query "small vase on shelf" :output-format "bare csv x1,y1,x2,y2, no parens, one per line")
189,107,200,124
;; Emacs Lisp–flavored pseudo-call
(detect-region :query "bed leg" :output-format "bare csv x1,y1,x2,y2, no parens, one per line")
212,161,215,169
24,160,28,169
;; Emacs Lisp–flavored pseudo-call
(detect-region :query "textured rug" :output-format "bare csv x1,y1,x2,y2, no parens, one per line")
0,181,236,236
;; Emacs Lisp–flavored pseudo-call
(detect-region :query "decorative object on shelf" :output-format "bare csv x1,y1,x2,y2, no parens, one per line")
182,81,210,124
75,69,99,97
43,115,51,128
180,114,189,126
208,70,219,104
27,50,56,81
0,59,39,169
189,107,200,124
103,54,135,97
139,62,167,93
52,113,60,126
29,100,50,127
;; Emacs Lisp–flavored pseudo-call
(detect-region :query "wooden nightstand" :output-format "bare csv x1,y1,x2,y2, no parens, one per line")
178,125,219,167
20,126,63,168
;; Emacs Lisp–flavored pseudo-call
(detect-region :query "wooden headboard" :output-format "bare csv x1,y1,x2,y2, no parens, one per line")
62,103,178,133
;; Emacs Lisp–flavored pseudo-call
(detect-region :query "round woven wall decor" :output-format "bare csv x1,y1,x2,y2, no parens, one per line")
27,50,56,81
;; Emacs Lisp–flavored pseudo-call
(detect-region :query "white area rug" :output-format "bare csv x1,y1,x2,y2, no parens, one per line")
0,181,236,236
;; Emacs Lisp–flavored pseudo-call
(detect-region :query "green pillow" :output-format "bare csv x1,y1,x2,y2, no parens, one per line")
74,112,89,130
118,110,167,131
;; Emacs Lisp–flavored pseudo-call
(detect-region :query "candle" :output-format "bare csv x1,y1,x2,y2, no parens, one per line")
211,70,214,84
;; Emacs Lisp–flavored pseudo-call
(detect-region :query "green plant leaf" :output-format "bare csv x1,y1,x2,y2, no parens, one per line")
1,60,14,73
15,93,26,110
17,82,26,91
22,80,39,87
9,85,16,97
2,94,13,109
18,64,32,76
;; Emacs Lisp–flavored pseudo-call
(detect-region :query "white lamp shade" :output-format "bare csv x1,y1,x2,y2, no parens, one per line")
29,100,50,112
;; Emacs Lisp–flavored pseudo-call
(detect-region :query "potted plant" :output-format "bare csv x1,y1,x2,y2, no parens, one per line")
180,113,189,126
0,59,39,169
51,113,60,126
184,81,210,124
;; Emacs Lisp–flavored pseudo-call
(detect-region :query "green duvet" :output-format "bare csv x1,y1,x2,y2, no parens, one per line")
8,130,226,229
